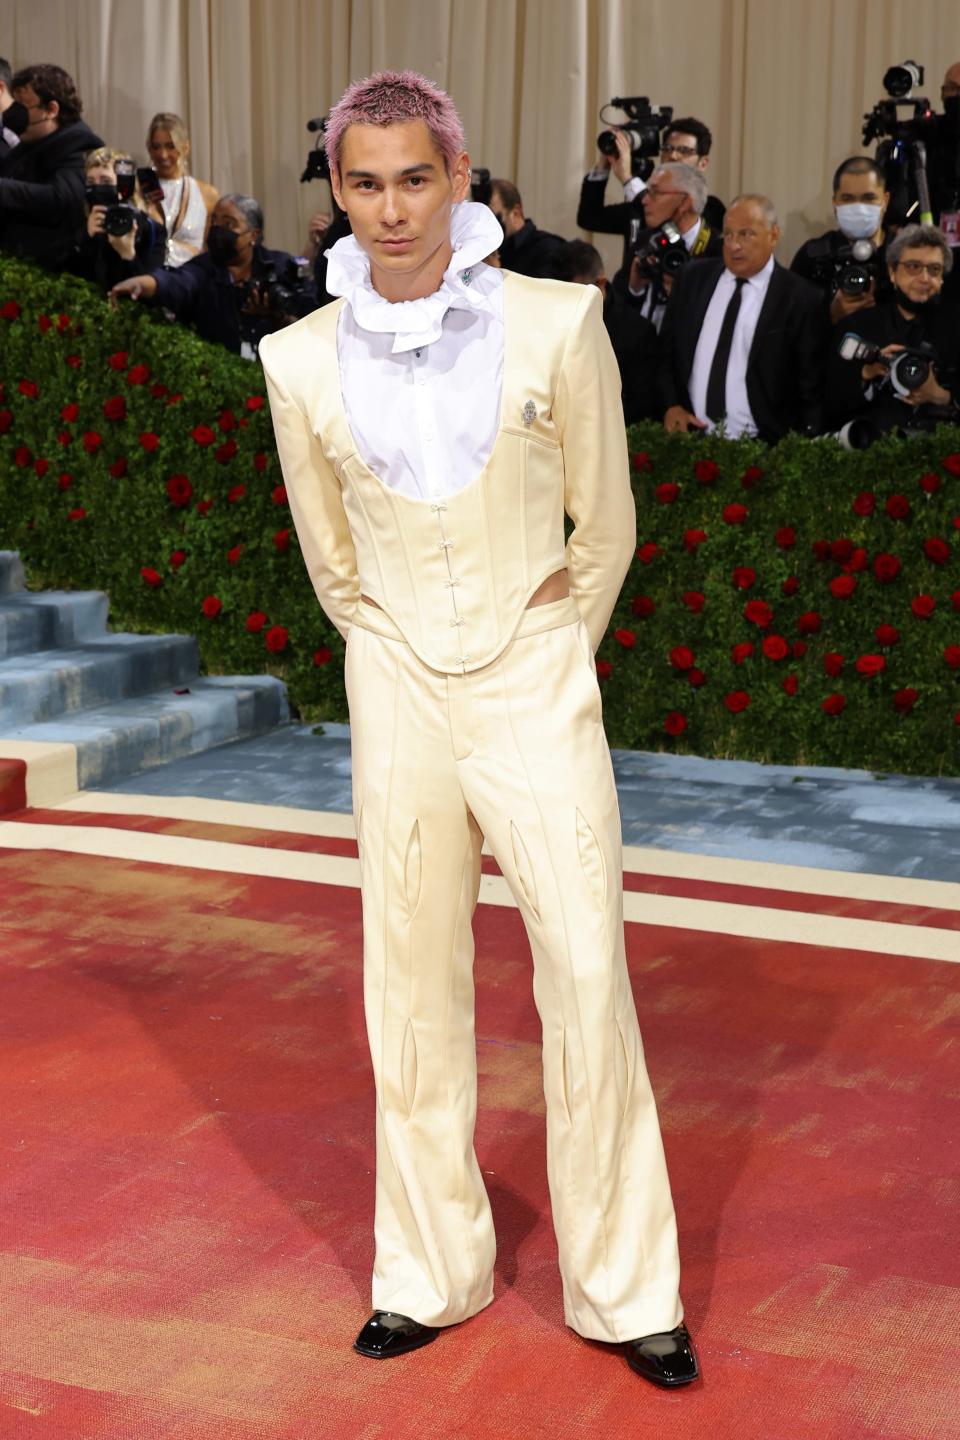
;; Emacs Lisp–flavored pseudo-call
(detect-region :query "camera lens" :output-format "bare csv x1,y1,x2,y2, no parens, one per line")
597,130,619,157
891,353,929,391
840,265,871,297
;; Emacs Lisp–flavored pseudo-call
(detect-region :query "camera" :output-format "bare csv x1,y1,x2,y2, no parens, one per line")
862,60,937,226
598,95,673,180
838,331,934,396
634,220,689,277
806,236,878,297
259,257,314,315
86,157,138,237
470,167,492,206
301,116,331,184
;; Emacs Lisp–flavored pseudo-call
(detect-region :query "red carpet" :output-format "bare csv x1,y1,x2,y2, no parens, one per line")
0,824,959,1439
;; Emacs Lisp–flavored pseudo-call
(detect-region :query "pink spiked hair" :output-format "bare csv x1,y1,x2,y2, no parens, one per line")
325,69,466,178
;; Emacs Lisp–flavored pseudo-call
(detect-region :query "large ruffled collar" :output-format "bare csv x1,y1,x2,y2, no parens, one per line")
325,200,503,353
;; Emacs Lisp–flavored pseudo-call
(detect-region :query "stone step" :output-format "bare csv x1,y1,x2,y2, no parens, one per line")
0,552,26,595
0,675,289,793
0,633,199,728
0,590,110,658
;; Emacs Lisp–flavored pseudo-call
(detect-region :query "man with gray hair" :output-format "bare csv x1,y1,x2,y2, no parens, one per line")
659,192,826,440
622,161,722,330
112,192,316,355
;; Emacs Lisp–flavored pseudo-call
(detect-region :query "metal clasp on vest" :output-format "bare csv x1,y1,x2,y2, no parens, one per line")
443,578,460,589
430,501,448,513
438,538,454,551
449,616,466,628
456,654,472,666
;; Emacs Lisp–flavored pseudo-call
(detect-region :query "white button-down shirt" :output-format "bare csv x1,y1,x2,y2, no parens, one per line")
325,202,505,501
688,256,775,438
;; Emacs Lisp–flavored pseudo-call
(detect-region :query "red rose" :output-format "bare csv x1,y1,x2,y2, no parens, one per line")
60,402,79,422
66,354,82,368
273,528,291,552
782,575,799,596
0,409,11,433
831,537,854,563
632,595,656,618
170,550,186,570
1,300,22,319
192,424,216,446
924,537,951,564
218,409,237,431
797,611,822,634
18,379,39,398
246,611,268,633
265,624,289,653
271,484,287,505
953,591,960,612
313,646,332,666
724,690,750,714
246,395,265,411
852,491,876,516
943,645,960,670
165,474,193,507
227,545,243,565
849,547,868,572
762,634,789,661
140,567,162,588
783,674,798,696
56,313,70,332
14,446,31,467
67,507,87,521
150,382,169,398
821,693,846,716
81,431,102,453
856,654,886,677
812,539,831,561
694,459,720,484
792,640,808,658
655,482,679,504
919,472,942,494
942,454,960,477
57,431,72,446
215,438,238,464
830,575,857,598
254,453,270,472
127,363,150,386
669,645,695,671
202,595,222,618
823,652,844,678
743,599,773,628
688,667,706,687
732,565,756,589
723,503,748,524
227,484,246,503
107,351,128,370
886,494,910,520
615,628,637,648
167,393,183,406
637,542,659,564
139,432,160,451
34,458,49,477
196,499,214,517
893,687,919,713
108,458,128,478
741,465,763,488
911,594,936,619
873,553,901,583
681,591,705,613
775,527,796,549
630,451,653,472
38,314,52,333
664,711,688,735
684,527,707,550
57,473,72,491
731,642,754,664
875,624,899,646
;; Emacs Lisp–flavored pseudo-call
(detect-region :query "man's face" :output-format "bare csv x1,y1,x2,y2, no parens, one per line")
12,84,58,143
833,168,889,225
332,118,470,288
722,200,780,277
942,62,960,103
642,168,688,229
489,187,522,236
889,246,945,306
211,200,258,265
660,130,708,175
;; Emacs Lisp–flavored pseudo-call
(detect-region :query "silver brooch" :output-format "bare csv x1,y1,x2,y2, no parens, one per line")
522,400,537,427
461,267,473,287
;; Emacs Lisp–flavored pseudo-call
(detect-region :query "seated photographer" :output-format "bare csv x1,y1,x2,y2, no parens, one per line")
489,178,565,278
660,193,826,442
0,63,104,269
110,193,316,358
577,116,725,277
67,147,166,290
550,238,661,424
617,162,722,329
790,156,893,324
824,222,960,438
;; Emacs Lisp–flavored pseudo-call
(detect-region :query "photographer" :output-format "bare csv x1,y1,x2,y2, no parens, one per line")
619,162,721,329
790,156,892,324
68,147,166,290
825,222,960,437
489,179,565,278
110,194,316,358
0,57,28,160
0,63,103,268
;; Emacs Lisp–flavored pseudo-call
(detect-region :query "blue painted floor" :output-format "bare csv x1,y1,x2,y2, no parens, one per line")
104,722,960,884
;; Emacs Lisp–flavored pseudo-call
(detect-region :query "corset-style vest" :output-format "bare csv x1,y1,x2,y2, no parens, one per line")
309,272,579,675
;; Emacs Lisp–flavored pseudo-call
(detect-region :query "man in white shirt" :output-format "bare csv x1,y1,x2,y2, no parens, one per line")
260,69,698,1389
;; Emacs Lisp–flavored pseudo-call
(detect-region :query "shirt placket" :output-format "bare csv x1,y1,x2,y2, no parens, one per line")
411,346,444,499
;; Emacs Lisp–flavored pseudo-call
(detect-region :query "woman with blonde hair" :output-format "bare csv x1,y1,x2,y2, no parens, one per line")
71,145,166,289
143,112,218,266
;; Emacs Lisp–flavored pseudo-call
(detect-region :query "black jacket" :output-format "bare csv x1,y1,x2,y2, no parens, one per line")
658,258,827,440
824,298,960,435
151,244,317,355
0,120,104,268
498,218,566,279
69,210,167,291
601,284,662,425
577,172,726,275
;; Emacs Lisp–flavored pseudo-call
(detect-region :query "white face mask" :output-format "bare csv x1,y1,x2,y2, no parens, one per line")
835,203,883,241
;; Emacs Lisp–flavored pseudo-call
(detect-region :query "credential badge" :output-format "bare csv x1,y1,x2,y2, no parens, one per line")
522,400,537,427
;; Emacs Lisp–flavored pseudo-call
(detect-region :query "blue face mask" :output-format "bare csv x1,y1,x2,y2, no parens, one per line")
835,203,883,241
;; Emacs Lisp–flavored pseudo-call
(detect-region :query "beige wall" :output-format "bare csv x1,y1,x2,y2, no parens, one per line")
6,0,960,272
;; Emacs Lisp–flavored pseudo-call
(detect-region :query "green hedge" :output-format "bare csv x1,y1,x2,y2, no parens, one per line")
2,254,959,776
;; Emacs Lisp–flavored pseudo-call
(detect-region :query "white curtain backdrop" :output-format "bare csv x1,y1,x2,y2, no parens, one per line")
6,0,960,273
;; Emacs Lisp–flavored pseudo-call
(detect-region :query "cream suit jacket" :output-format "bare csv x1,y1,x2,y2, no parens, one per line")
259,271,635,674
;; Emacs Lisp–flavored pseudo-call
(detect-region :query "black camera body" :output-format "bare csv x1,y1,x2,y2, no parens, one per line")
84,181,138,237
260,257,314,315
806,236,878,297
635,220,688,278
838,331,935,395
598,95,673,181
301,116,332,184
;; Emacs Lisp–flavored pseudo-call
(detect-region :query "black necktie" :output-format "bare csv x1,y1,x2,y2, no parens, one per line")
705,277,745,423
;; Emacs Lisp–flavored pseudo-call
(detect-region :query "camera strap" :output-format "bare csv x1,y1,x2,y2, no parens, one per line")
691,222,713,257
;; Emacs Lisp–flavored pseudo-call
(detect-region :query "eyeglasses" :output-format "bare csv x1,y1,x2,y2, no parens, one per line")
644,187,683,200
897,259,944,277
661,143,698,158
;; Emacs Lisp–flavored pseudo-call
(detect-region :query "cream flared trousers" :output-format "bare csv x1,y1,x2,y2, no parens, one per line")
344,596,683,1343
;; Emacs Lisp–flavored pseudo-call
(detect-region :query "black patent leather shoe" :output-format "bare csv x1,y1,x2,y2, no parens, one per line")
353,1311,439,1359
624,1322,699,1387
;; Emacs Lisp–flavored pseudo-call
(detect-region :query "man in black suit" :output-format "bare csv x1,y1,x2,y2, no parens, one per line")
489,177,565,278
659,194,826,441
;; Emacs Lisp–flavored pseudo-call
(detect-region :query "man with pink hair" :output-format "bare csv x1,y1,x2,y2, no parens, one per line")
260,69,698,1388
